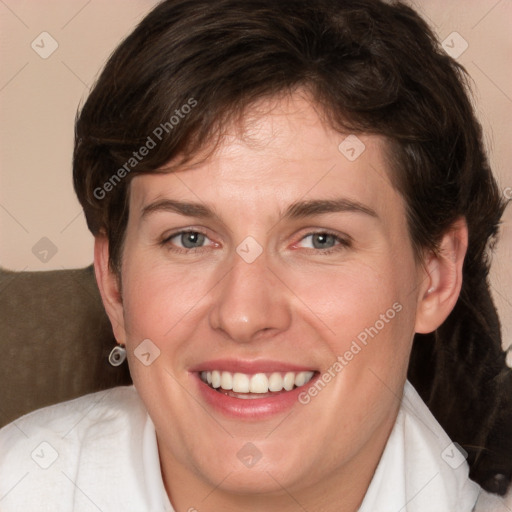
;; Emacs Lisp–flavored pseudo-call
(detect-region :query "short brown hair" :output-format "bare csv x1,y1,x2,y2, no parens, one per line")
73,0,506,278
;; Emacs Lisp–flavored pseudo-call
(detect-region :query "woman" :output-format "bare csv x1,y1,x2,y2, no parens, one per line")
0,0,510,510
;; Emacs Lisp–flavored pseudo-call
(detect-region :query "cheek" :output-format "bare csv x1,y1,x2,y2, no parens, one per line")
292,256,416,345
122,275,192,341
301,260,418,404
119,241,215,340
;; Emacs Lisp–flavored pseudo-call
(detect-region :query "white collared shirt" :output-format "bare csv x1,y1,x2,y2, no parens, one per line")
0,382,510,511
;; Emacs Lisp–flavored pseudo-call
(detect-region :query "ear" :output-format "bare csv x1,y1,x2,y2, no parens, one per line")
415,218,468,334
94,235,127,343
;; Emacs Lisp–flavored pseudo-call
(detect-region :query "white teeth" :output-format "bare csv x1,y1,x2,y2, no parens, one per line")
249,373,269,393
294,371,308,387
232,372,250,393
200,370,315,394
220,371,233,390
211,370,221,389
301,371,315,385
268,372,283,392
283,372,295,391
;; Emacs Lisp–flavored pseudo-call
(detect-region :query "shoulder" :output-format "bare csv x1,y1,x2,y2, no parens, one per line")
0,385,144,442
0,386,148,511
401,381,512,512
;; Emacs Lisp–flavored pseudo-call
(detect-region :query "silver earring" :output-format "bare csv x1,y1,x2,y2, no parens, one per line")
108,344,127,366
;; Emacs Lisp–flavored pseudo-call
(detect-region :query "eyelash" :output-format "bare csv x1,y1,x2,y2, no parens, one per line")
296,231,352,255
160,230,215,255
160,229,351,256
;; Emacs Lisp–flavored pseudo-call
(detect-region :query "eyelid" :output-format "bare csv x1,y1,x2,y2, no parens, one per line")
291,229,352,251
161,228,211,244
160,227,352,255
298,228,352,242
160,228,218,254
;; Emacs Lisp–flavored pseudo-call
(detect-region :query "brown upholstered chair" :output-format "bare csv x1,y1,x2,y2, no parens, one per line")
0,265,131,428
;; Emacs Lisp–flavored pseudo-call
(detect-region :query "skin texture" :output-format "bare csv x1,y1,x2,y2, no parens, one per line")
95,92,468,512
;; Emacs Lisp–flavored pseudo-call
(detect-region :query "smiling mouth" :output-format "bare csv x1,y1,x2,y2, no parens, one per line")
200,370,316,399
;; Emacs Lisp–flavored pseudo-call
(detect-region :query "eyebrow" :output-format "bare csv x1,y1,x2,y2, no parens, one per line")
284,198,377,220
141,197,378,221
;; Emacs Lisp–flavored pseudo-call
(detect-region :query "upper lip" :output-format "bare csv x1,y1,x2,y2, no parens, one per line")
189,359,317,374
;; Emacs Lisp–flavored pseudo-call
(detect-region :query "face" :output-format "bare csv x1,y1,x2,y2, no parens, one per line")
100,92,432,508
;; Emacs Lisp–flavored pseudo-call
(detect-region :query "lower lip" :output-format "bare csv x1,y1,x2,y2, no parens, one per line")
194,373,318,420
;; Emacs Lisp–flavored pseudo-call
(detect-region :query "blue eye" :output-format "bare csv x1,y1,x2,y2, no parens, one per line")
161,229,350,256
306,233,337,249
297,232,351,254
162,230,212,253
174,231,207,249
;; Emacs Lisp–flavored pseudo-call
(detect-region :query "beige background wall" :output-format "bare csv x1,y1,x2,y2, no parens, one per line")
1,0,511,358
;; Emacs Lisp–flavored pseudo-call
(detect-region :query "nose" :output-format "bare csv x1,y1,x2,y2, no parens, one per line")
209,248,292,344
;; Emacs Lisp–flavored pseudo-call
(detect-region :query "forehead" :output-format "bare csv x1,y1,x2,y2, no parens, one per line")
129,93,405,231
